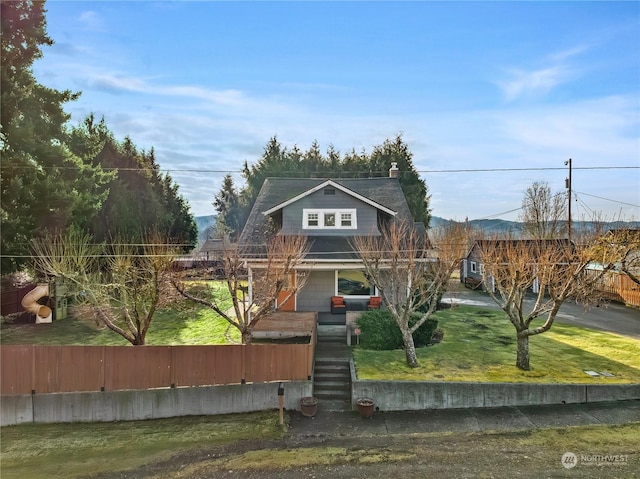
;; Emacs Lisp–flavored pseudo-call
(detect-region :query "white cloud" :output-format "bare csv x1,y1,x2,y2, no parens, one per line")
497,46,588,102
499,65,574,102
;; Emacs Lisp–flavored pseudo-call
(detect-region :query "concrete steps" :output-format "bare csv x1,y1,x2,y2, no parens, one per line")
313,326,351,412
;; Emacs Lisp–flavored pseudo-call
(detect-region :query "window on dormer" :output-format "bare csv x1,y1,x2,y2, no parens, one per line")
303,209,357,229
307,213,319,227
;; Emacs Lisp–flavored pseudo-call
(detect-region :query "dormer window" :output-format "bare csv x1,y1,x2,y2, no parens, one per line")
307,213,319,227
324,188,336,195
304,209,357,229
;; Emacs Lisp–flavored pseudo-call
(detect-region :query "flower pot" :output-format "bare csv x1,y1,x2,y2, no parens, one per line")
300,396,318,417
356,398,375,418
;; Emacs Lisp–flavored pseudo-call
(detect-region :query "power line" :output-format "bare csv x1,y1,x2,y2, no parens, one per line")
574,191,640,208
2,165,638,174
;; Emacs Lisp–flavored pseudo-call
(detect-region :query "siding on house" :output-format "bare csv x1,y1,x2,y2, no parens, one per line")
297,271,335,312
280,187,379,236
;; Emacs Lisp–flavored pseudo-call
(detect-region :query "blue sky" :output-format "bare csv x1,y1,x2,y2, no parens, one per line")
36,1,639,221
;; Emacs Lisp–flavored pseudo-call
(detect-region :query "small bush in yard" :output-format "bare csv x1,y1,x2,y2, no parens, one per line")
355,309,438,350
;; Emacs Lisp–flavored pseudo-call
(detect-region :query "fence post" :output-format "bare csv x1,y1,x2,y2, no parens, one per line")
241,344,246,384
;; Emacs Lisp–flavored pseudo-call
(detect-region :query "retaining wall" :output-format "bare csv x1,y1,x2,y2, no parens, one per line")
350,361,640,411
1,380,312,426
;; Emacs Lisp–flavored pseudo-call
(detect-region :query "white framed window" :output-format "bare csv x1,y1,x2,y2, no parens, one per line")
470,261,477,273
303,209,357,229
307,213,319,227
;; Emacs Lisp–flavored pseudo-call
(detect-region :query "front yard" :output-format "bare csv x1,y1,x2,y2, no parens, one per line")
353,305,640,383
3,285,639,385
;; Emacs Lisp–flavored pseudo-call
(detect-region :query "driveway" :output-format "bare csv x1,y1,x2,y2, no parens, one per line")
442,282,640,339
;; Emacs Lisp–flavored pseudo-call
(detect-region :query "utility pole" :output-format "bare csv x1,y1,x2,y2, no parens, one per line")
565,158,572,242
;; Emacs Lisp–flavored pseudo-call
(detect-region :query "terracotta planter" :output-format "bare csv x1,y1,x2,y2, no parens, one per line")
300,396,318,417
356,398,375,418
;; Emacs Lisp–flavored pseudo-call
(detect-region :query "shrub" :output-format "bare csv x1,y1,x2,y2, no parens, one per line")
355,309,438,350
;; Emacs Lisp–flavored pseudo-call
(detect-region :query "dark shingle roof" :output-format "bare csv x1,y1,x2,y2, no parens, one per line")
239,177,417,257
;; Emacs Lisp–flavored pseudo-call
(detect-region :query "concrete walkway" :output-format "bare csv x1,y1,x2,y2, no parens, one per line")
287,399,640,438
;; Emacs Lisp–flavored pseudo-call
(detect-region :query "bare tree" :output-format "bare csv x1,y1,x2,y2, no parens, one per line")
478,235,618,370
31,229,177,345
598,229,640,286
518,181,567,239
174,234,311,344
353,221,469,368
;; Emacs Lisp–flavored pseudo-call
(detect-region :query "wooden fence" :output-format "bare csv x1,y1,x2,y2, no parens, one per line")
0,342,315,395
1,284,36,316
594,271,640,308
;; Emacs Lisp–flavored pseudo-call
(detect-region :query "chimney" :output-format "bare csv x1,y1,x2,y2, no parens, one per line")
389,162,399,179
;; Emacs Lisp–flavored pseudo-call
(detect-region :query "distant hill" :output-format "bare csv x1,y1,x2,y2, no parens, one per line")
430,216,640,236
430,216,522,234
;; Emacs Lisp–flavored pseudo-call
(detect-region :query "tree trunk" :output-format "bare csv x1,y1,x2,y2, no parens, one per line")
402,330,419,368
241,329,252,345
516,333,530,370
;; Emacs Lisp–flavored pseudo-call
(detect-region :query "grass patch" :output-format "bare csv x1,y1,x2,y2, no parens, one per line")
2,411,638,478
353,305,640,383
0,281,241,345
0,411,285,479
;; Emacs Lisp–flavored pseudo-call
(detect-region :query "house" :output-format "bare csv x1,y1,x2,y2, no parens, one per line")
237,163,426,314
461,238,574,293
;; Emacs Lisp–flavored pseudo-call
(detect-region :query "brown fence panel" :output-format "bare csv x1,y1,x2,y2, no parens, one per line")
271,344,310,381
170,345,248,387
0,345,34,395
619,274,640,307
212,345,244,385
171,346,219,387
1,284,35,316
245,345,274,383
245,344,311,383
59,346,105,392
594,271,640,307
33,346,63,393
104,346,172,391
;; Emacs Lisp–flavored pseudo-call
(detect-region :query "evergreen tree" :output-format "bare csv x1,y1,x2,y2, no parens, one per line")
1,1,111,272
86,131,196,251
213,174,244,240
369,135,431,226
235,135,432,232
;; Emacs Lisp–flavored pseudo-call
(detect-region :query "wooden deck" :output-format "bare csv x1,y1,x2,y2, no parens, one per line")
251,311,317,339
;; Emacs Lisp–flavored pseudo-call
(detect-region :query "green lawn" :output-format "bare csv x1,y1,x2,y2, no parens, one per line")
0,281,241,345
0,411,286,479
1,416,638,479
353,305,640,383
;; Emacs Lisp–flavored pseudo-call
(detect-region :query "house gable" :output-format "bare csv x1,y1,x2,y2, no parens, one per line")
262,180,396,217
238,177,416,260
278,184,384,236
